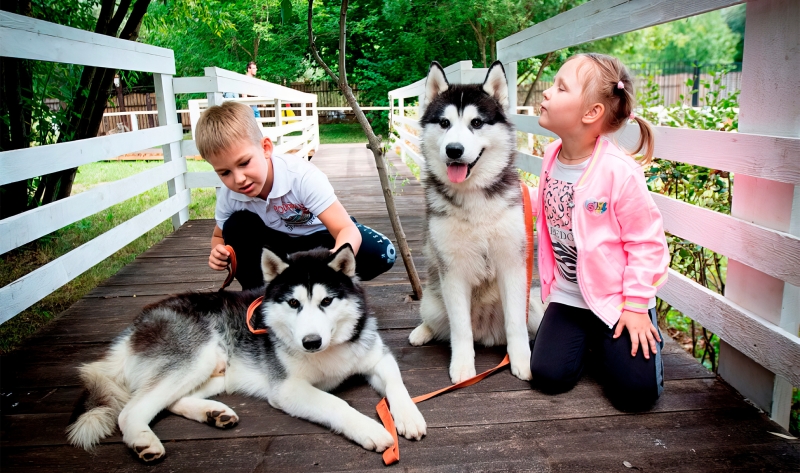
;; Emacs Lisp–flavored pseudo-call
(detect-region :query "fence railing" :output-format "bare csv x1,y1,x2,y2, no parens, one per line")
390,0,800,429
0,15,320,323
173,67,319,189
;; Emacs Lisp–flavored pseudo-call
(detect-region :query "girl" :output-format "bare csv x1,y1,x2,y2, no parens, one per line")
528,53,670,410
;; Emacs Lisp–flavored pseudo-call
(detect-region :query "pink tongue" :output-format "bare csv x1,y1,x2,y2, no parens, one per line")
447,163,468,183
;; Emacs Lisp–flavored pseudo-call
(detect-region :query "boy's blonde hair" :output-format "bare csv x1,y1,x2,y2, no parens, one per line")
567,53,655,164
195,101,263,159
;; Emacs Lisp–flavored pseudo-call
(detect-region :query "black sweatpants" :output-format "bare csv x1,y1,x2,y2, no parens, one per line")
530,302,664,411
222,210,396,289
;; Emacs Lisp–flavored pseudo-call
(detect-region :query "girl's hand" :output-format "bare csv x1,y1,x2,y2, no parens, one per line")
613,310,661,360
209,244,230,271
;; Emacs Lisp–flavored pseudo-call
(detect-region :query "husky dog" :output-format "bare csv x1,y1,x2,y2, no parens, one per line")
67,245,425,461
409,61,544,384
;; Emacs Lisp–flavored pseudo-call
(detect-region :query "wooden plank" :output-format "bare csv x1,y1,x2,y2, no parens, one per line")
497,0,744,63
0,12,175,74
515,150,543,176
509,113,558,138
0,190,191,324
0,124,183,186
653,193,800,286
397,139,425,167
181,139,200,157
154,73,189,229
185,171,222,189
392,114,421,130
658,269,800,386
394,127,421,148
177,67,315,103
0,159,186,254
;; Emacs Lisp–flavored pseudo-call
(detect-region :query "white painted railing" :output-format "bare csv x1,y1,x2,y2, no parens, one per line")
174,67,319,189
0,11,189,324
391,0,800,429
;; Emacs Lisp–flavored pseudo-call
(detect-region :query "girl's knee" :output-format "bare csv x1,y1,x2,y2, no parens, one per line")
530,355,582,394
604,376,662,411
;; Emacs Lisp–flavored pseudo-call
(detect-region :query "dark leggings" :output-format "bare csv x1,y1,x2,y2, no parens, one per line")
222,210,396,289
530,302,664,411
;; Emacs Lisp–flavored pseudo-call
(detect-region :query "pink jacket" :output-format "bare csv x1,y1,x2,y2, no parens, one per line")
531,137,670,327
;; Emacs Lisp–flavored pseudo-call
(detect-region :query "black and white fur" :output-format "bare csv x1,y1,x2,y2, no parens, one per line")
409,61,544,384
66,245,425,461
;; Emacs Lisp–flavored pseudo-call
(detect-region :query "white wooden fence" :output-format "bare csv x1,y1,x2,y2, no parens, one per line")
390,0,800,429
0,14,319,323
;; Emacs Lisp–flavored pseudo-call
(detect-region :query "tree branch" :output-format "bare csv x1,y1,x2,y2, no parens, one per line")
338,0,349,89
307,0,339,83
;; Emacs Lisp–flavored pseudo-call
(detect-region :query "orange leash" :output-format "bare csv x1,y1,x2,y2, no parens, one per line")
219,245,238,292
377,181,535,466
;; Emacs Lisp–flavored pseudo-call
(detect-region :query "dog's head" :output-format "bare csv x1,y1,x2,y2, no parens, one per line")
419,61,516,189
258,245,365,354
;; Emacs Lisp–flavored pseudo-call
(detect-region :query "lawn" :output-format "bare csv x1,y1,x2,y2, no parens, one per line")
319,123,368,144
0,160,217,354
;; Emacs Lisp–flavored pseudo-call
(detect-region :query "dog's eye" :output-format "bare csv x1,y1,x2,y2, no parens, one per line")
320,297,333,307
287,299,300,309
471,118,484,129
439,118,450,128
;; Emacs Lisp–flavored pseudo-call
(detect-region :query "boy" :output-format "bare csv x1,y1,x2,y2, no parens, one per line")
195,101,396,289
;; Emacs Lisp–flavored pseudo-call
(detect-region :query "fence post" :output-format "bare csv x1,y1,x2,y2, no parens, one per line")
506,61,517,113
129,112,138,132
275,98,282,146
718,0,800,429
154,73,189,229
398,97,405,162
691,63,700,107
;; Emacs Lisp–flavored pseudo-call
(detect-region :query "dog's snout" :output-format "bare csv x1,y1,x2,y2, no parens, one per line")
445,143,464,159
302,335,323,351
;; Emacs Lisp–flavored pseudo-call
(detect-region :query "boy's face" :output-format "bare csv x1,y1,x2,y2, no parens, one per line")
207,137,273,198
539,58,592,136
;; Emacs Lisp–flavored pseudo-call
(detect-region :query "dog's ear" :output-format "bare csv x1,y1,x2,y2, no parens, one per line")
482,61,509,110
328,244,356,278
422,61,449,112
261,248,289,283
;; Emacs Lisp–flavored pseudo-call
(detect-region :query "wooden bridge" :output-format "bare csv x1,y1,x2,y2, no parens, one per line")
1,143,797,471
2,0,800,471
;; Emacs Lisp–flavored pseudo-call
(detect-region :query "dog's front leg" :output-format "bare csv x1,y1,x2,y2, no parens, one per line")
440,274,476,383
367,350,426,440
273,378,394,452
497,259,533,381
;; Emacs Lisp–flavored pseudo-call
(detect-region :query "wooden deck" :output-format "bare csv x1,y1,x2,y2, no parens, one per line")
1,143,798,472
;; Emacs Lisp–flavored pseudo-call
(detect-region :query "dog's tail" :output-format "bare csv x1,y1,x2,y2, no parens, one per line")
66,344,131,450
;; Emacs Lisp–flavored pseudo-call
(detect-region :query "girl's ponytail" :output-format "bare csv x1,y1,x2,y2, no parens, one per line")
632,115,654,165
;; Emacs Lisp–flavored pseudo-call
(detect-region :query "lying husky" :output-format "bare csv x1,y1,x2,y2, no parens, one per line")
409,61,544,384
67,245,425,461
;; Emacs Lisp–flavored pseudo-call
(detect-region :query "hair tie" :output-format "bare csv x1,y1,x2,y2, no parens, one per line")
629,112,635,120
617,81,624,89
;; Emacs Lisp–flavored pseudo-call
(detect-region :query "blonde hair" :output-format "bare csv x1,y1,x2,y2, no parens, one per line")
567,53,655,164
195,101,263,159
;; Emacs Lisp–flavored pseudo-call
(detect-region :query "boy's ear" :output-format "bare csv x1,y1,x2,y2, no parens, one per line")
261,248,289,283
482,61,509,110
422,61,449,113
328,244,356,278
261,136,273,157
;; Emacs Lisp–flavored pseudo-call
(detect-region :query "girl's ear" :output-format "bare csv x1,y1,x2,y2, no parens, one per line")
582,102,605,125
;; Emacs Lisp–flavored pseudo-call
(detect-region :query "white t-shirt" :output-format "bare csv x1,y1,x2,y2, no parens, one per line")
215,153,337,236
544,156,590,310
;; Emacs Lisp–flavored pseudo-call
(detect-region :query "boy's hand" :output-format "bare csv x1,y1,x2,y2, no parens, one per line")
209,244,230,271
613,310,661,360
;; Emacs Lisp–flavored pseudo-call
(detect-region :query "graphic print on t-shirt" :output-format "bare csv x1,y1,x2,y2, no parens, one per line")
544,174,578,284
273,201,316,230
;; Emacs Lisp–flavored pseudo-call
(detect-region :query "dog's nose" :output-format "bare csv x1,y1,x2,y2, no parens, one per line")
445,143,464,159
302,335,322,351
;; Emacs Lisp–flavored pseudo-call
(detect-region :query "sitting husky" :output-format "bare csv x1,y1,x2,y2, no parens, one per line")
67,245,425,461
409,61,544,384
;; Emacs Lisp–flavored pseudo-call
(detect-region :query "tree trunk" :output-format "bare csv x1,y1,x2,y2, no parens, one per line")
0,0,34,219
523,52,554,107
308,0,423,299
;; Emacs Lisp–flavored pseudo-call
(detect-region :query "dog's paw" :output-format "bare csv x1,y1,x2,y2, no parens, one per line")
408,324,434,346
508,341,533,381
350,418,395,452
510,358,533,381
205,407,239,429
391,400,426,440
127,430,165,462
449,359,477,384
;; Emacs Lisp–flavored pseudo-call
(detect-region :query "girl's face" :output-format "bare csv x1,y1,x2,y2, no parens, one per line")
538,58,590,137
207,137,273,199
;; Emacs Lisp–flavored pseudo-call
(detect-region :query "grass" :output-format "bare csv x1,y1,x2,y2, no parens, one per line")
0,160,217,354
319,123,368,144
